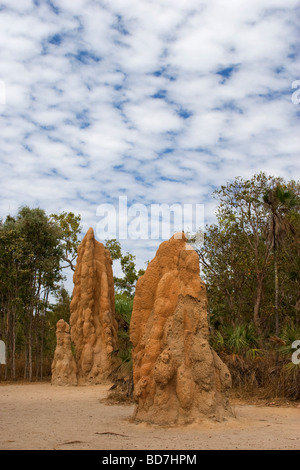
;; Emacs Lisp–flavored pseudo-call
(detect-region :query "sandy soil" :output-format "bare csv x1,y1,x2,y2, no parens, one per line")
0,382,299,450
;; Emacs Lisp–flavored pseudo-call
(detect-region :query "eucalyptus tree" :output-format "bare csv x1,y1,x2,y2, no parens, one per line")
0,208,64,380
104,239,145,296
194,222,256,328
15,207,63,380
194,173,300,336
0,215,25,379
209,173,280,333
50,211,82,271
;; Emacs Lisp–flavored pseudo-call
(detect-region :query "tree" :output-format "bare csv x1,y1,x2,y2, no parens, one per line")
195,173,300,336
193,223,256,328
104,238,122,261
104,239,145,296
263,184,300,335
0,215,24,379
0,207,63,380
16,207,63,380
210,174,276,332
50,212,82,271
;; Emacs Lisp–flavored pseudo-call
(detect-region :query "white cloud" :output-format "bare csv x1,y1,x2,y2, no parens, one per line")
0,0,299,281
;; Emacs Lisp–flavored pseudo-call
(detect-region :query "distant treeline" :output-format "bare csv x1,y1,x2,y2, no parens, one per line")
191,172,300,336
0,172,299,395
188,173,300,399
0,209,81,380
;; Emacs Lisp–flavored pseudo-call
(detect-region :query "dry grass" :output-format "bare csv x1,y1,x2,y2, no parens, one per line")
105,390,134,405
1,355,52,381
222,352,300,401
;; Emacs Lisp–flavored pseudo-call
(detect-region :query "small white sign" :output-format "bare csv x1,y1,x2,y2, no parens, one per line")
0,340,6,365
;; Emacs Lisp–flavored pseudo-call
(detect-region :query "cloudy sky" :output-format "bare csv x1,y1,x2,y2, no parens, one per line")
0,0,300,284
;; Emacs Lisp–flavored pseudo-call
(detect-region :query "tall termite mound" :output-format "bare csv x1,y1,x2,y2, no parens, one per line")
51,227,118,385
130,233,232,425
69,227,118,384
51,319,78,386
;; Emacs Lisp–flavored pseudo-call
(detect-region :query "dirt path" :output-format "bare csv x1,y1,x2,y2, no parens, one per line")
0,383,299,450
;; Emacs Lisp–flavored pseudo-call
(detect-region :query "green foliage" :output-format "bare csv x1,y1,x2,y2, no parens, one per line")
0,207,74,380
196,173,300,336
115,293,133,327
50,211,82,271
105,239,144,295
104,238,122,260
117,253,139,294
203,175,300,400
113,292,133,376
277,323,300,357
211,323,262,357
1,174,299,398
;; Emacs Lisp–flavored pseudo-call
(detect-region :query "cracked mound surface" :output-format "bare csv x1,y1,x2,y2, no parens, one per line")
51,319,78,386
130,233,232,425
69,227,118,385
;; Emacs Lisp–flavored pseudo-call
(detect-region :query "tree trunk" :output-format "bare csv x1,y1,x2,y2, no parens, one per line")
40,290,49,380
40,312,45,380
4,314,8,380
11,307,16,381
253,272,264,336
274,243,279,337
8,309,15,380
24,344,28,379
28,310,33,382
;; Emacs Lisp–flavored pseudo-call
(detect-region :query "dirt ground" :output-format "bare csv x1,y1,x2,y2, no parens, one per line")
0,382,299,450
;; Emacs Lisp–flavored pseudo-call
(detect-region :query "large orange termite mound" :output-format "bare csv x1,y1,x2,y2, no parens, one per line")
130,233,232,425
51,319,78,386
69,227,118,384
52,227,118,385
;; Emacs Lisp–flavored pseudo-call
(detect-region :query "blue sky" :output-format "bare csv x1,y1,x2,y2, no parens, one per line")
0,0,300,284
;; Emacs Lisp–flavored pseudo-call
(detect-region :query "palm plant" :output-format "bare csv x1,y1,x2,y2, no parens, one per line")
211,323,262,357
275,323,300,399
277,323,300,358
